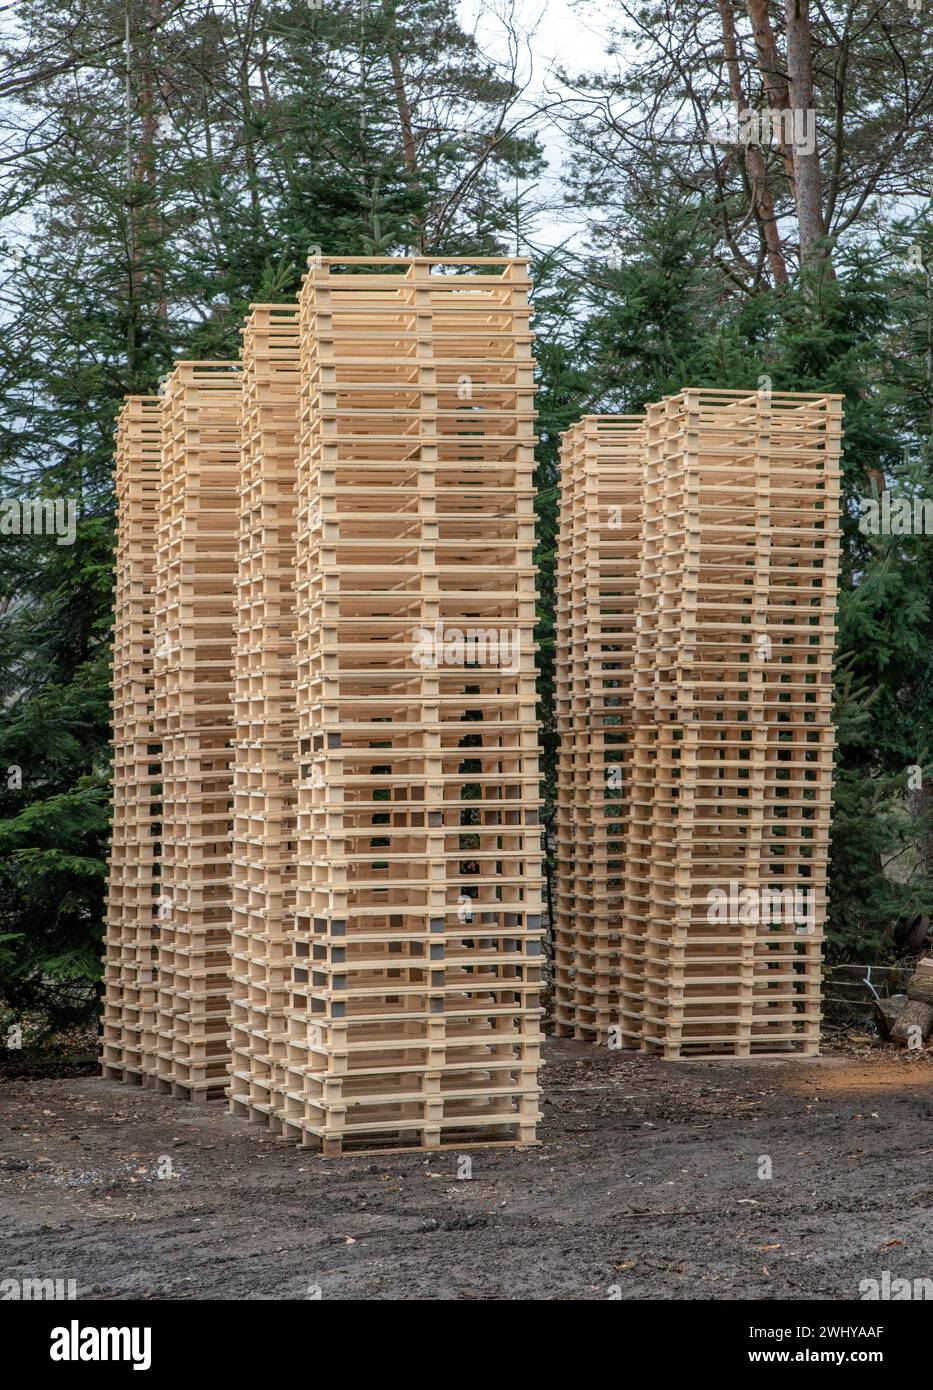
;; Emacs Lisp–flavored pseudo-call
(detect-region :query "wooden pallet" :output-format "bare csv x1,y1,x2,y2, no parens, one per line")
634,390,842,726
228,306,301,1128
554,417,644,1041
151,362,241,1100
102,396,162,1084
282,256,544,1154
621,719,833,1056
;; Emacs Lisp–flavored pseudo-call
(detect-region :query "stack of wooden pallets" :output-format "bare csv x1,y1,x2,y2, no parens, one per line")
282,256,544,1153
229,306,301,1128
105,270,841,1130
556,390,842,1056
151,362,241,1099
102,397,162,1083
103,260,545,1153
554,416,644,1042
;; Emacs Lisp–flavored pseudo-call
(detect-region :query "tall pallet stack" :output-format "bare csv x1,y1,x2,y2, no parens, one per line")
102,397,162,1083
639,389,842,1057
283,256,544,1153
553,417,644,1042
230,306,301,1127
152,363,241,1099
557,390,842,1056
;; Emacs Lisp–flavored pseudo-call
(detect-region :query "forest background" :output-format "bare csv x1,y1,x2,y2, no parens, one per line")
1,0,931,1039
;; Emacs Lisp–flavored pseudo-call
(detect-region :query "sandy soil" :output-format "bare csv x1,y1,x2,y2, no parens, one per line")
2,1039,932,1301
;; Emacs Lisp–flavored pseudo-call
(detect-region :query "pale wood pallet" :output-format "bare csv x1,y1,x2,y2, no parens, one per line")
628,390,842,1056
553,423,578,1037
151,362,241,1100
283,256,544,1154
554,417,644,1042
558,391,842,1056
633,391,841,726
102,396,162,1084
623,719,834,1057
228,305,301,1128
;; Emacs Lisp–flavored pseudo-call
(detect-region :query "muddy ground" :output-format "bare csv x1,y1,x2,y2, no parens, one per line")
1,1039,932,1300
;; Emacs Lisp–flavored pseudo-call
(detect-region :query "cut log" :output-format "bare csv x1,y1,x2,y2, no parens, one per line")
907,956,933,1006
873,996,906,1041
891,998,933,1047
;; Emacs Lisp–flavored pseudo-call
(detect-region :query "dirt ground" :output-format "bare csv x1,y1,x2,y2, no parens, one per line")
2,1038,932,1301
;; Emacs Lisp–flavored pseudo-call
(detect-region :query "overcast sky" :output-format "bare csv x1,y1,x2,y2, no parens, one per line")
459,0,618,79
456,0,627,254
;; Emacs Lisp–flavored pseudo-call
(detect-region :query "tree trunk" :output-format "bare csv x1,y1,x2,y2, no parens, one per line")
380,0,423,249
745,0,796,185
717,0,788,285
136,0,166,322
908,778,933,876
745,0,790,109
784,0,830,270
124,2,137,376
